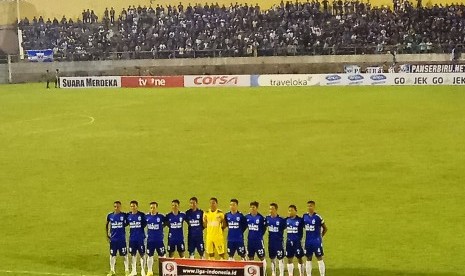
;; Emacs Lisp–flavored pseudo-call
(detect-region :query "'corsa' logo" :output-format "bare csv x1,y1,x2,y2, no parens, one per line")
194,76,239,85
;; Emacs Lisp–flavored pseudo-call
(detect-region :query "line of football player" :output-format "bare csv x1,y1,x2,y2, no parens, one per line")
106,198,327,276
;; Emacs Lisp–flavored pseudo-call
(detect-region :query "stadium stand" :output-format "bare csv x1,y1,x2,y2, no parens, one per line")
17,1,465,60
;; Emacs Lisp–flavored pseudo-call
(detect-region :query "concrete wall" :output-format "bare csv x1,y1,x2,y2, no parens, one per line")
0,64,9,84
9,53,460,83
0,27,19,55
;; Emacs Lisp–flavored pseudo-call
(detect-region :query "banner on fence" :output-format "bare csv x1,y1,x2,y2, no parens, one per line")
121,76,184,88
321,73,465,86
26,49,53,62
252,74,321,86
60,76,121,88
184,75,251,87
406,64,465,73
159,258,265,276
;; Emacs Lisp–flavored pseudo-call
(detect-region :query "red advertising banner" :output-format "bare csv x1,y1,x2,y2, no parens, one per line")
121,76,184,88
159,258,265,276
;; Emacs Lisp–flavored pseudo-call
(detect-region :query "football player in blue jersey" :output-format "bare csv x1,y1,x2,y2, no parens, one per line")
106,201,129,276
246,201,267,268
145,202,166,276
225,199,247,260
166,199,186,258
186,197,205,259
303,201,327,276
266,203,286,276
127,201,147,276
286,205,304,276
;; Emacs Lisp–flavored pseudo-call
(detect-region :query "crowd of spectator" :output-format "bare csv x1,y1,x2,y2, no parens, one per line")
18,0,465,61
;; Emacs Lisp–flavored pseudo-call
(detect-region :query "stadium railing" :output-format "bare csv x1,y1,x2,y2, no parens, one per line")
16,44,462,63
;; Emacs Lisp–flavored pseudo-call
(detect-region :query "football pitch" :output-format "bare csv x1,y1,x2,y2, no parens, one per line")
0,84,464,276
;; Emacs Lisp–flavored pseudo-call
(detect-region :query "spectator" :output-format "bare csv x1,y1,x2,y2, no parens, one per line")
110,7,115,24
18,2,465,60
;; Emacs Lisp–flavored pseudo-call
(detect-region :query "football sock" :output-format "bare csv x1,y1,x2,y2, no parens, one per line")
131,255,137,272
124,255,129,271
306,261,312,276
278,259,284,276
147,256,154,272
140,255,146,272
287,263,294,276
317,260,325,276
110,256,116,272
298,263,304,276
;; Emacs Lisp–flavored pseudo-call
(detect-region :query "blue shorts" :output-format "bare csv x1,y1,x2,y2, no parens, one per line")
188,236,205,255
110,240,127,256
286,240,304,258
305,241,324,258
268,241,284,259
227,240,246,257
146,240,166,257
247,239,265,259
129,240,145,256
168,240,185,253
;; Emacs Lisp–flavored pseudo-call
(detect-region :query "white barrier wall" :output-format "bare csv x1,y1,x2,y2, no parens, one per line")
252,73,465,86
59,73,465,88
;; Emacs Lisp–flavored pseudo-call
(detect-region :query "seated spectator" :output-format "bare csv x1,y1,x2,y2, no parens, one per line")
18,1,465,60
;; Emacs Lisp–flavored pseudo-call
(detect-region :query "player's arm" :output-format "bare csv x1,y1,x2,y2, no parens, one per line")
105,216,110,242
184,210,190,226
161,214,166,228
203,212,208,228
298,217,304,240
163,214,169,227
221,212,227,230
223,213,229,228
260,215,266,236
141,212,147,228
240,214,248,233
280,217,287,232
200,210,205,229
321,221,328,237
123,212,129,227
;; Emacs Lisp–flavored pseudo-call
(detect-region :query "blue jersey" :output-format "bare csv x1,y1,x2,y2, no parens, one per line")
246,213,266,242
107,212,127,242
185,209,204,239
266,215,286,243
225,211,247,242
127,211,147,241
166,212,186,242
303,213,325,243
286,216,303,242
146,213,165,242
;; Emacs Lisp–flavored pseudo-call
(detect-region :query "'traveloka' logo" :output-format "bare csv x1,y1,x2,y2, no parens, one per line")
370,74,387,81
348,74,364,81
325,75,341,81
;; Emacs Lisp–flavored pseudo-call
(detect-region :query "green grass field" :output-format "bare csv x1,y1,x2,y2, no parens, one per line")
1,84,464,276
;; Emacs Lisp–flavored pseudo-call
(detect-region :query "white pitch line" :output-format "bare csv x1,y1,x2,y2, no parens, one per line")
83,116,95,125
0,269,100,276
